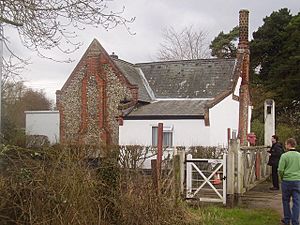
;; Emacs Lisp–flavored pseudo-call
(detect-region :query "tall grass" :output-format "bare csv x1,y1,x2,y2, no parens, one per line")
0,145,191,225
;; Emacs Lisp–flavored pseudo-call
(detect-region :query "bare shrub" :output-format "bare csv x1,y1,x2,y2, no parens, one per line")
187,146,226,159
0,145,192,225
118,174,189,225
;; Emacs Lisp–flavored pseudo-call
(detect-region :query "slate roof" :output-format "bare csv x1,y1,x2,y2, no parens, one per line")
113,58,152,102
128,100,209,117
112,57,239,118
136,58,237,98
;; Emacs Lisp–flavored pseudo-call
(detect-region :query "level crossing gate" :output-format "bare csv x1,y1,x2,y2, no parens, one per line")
186,154,227,205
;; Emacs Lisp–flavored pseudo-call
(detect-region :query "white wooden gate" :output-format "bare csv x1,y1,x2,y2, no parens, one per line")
186,154,227,205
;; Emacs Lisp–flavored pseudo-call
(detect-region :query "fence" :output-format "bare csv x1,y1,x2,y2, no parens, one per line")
227,139,271,205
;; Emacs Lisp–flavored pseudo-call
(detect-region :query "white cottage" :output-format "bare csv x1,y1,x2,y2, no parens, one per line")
117,58,247,148
26,10,251,148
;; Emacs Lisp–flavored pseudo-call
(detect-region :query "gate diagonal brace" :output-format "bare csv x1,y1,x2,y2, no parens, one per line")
191,163,223,200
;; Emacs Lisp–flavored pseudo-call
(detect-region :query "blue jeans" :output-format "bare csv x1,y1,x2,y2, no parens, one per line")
282,180,300,225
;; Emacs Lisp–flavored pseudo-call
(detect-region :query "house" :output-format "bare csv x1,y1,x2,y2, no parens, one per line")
26,10,251,149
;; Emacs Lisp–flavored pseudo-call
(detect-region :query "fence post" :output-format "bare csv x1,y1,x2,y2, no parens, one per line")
176,149,185,196
157,123,163,178
174,154,181,203
186,154,192,198
255,150,261,180
151,159,159,195
223,153,227,205
236,140,243,205
227,139,237,207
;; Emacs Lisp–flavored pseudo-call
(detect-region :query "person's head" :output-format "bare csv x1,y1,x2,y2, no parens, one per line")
271,135,279,144
285,138,297,150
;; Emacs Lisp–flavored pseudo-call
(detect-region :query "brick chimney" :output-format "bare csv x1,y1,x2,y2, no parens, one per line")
238,9,249,51
110,52,118,59
238,9,251,146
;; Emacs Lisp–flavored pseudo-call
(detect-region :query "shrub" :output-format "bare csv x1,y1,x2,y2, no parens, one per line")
0,145,191,225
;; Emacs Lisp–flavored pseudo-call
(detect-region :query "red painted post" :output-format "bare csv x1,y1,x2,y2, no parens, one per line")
227,128,231,146
255,152,261,180
157,123,163,177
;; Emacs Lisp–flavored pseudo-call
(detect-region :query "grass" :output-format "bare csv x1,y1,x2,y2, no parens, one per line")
188,206,281,225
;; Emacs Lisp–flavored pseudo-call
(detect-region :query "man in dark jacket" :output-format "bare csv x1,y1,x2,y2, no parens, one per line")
268,135,284,190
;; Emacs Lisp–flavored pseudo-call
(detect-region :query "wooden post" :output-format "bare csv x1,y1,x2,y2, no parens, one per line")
236,140,243,205
255,151,261,180
237,144,243,194
174,154,181,203
157,123,163,177
227,139,237,207
151,159,159,194
227,128,231,146
178,149,185,195
186,154,193,198
222,153,227,205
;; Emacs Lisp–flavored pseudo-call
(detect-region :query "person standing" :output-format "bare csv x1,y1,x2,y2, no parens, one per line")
268,135,284,190
278,138,300,225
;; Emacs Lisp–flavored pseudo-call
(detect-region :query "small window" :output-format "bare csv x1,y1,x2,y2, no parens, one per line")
152,126,173,147
267,105,272,114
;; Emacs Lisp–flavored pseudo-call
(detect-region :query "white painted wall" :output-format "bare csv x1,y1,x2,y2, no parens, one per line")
119,95,240,148
25,111,60,144
119,119,210,147
209,95,240,147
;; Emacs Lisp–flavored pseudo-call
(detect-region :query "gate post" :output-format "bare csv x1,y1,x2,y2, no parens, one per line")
223,153,227,205
227,139,238,207
174,154,181,203
186,154,193,198
236,140,244,204
177,149,185,196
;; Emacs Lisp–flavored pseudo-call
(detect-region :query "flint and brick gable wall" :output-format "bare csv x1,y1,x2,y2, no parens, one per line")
57,40,136,146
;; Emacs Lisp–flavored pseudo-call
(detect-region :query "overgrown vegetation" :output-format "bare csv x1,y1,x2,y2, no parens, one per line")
0,145,191,225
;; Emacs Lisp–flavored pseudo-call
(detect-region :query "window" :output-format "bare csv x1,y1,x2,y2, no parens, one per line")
152,126,173,147
267,105,272,114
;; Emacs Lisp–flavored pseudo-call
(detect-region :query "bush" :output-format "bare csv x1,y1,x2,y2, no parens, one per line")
0,145,191,225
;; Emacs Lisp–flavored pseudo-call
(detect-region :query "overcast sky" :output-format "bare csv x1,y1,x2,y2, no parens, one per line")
5,0,300,102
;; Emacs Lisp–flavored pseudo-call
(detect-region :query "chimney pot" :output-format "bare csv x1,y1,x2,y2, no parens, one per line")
110,52,118,59
238,9,249,50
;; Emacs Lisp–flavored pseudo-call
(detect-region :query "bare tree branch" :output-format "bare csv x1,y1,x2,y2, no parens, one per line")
0,0,135,59
157,25,209,61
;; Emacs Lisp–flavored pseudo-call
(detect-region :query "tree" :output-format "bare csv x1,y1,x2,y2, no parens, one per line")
250,9,300,124
1,0,134,60
250,8,293,82
1,81,52,145
209,26,239,58
157,26,209,60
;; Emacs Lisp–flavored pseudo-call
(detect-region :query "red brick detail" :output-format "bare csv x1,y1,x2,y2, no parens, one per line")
95,76,104,129
99,52,139,102
204,108,210,126
118,116,124,126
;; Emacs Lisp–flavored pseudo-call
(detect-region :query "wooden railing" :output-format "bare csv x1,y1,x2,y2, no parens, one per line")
227,139,271,205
